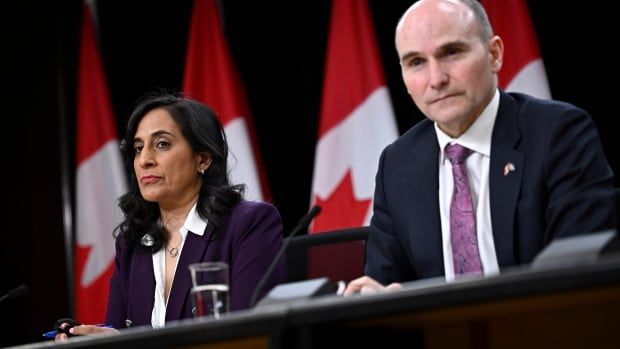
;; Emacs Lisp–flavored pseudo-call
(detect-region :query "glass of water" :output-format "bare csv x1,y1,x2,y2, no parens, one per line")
189,262,230,319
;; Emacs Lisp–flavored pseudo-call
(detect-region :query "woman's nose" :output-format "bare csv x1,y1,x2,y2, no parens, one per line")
137,148,155,168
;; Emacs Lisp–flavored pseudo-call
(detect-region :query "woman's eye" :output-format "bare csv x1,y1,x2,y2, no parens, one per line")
133,145,143,154
156,141,170,149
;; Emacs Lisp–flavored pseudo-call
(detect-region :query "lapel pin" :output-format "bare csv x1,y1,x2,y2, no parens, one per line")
503,162,515,176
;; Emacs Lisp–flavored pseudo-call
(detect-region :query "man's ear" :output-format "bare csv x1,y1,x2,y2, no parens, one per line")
489,35,504,73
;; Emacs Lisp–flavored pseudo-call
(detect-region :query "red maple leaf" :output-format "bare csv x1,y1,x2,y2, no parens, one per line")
312,170,372,233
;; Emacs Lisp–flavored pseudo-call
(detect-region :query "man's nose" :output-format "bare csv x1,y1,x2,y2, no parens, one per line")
428,60,448,89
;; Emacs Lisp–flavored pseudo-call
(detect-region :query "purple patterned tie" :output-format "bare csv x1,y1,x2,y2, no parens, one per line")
445,144,483,276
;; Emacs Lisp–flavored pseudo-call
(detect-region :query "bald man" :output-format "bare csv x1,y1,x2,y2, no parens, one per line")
345,0,615,295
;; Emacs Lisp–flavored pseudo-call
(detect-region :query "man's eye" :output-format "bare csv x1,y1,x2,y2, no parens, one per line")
443,47,463,57
408,58,424,67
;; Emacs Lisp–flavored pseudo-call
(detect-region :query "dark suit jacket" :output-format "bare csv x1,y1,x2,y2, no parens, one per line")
105,200,286,329
365,91,616,284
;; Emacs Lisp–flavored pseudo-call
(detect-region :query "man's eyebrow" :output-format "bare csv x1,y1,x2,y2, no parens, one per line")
400,51,420,63
400,40,469,63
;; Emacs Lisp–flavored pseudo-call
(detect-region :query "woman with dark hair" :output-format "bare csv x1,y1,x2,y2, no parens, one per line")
56,93,285,339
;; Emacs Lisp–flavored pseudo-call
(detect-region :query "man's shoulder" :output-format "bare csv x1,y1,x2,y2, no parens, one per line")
377,119,435,165
503,91,586,118
389,118,434,150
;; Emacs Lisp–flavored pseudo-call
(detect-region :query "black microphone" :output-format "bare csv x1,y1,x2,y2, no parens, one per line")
0,284,28,306
249,205,322,307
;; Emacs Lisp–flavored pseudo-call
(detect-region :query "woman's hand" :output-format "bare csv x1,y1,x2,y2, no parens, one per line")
54,323,119,342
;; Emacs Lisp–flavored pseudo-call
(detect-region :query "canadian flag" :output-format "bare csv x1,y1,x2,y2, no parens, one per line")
482,0,551,99
310,0,398,233
75,1,127,323
183,0,269,201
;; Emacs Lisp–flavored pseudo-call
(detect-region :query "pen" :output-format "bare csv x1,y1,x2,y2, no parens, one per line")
42,324,113,338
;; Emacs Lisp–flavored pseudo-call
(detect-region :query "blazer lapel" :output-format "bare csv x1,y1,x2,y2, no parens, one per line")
489,92,524,267
165,224,215,322
129,247,156,326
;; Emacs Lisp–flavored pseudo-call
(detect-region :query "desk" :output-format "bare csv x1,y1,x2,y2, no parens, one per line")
281,257,620,348
11,257,620,349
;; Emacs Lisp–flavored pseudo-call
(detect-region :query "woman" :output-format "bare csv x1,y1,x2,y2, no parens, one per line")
57,93,285,339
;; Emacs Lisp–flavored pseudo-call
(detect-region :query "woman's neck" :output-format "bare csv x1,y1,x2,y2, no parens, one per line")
159,195,199,235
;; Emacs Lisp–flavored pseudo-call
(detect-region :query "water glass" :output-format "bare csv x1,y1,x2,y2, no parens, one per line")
189,262,230,319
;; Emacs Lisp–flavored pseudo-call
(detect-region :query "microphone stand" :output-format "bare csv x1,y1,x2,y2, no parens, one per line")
0,284,28,306
249,206,321,307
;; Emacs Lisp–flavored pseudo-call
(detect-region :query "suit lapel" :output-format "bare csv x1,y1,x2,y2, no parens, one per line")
165,224,215,321
489,92,523,267
407,129,444,275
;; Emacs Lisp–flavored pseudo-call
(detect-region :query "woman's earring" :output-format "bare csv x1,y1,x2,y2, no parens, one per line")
199,168,205,175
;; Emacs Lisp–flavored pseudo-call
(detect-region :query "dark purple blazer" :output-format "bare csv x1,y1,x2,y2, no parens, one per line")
105,200,286,329
365,91,616,284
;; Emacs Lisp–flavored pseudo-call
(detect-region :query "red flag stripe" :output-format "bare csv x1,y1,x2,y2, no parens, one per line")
481,0,543,89
183,0,270,200
76,3,118,165
183,0,248,123
318,0,386,138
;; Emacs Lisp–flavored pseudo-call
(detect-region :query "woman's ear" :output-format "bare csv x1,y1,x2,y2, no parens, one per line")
197,153,212,175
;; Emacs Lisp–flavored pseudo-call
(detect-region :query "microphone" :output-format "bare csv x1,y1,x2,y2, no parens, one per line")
249,205,322,307
0,284,28,306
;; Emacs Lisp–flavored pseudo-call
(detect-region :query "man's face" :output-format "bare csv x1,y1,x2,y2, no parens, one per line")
396,0,502,137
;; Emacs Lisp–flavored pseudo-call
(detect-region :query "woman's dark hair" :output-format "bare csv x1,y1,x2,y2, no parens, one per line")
115,92,244,251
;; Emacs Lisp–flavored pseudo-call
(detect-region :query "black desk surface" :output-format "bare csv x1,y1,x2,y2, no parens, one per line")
11,256,620,349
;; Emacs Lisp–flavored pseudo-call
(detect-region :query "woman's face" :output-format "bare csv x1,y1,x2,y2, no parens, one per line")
132,108,208,209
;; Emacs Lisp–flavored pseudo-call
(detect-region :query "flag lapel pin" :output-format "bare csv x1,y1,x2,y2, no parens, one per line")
503,162,516,176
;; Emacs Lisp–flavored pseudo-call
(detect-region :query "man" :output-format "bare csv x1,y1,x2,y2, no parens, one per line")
344,0,615,295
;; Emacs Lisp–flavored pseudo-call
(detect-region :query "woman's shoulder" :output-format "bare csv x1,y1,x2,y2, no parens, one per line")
231,200,280,218
113,235,141,264
225,200,283,238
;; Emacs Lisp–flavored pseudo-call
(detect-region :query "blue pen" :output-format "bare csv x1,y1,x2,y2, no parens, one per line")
42,324,113,338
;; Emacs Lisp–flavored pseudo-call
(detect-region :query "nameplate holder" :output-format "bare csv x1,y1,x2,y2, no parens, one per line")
255,277,334,308
532,229,619,269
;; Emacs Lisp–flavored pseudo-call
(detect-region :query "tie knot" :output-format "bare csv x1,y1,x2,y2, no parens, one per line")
445,143,472,164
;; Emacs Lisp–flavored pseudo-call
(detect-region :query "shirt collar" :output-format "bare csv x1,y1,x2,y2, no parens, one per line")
181,202,208,237
435,88,500,163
